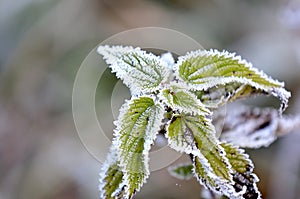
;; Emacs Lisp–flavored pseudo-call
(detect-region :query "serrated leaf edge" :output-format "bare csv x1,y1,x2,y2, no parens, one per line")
174,49,291,113
97,45,171,96
158,82,211,116
111,95,165,198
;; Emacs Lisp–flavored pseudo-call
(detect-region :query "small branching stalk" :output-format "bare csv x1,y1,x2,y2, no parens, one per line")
97,45,295,199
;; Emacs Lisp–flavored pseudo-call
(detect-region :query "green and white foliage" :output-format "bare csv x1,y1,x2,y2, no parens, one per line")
97,45,293,199
97,46,171,96
174,50,290,113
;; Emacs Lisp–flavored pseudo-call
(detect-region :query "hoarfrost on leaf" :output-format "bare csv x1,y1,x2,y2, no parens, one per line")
108,96,164,198
160,52,175,69
97,45,293,199
221,143,261,199
97,45,171,96
159,83,210,116
99,148,126,199
220,105,300,148
175,49,291,113
166,114,253,198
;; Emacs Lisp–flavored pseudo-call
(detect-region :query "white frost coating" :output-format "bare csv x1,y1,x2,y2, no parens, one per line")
174,49,291,113
220,106,278,148
221,105,300,149
222,143,262,198
192,154,243,199
193,151,223,183
165,117,195,155
160,52,175,69
189,131,261,198
272,87,291,115
143,102,164,154
159,82,211,116
98,146,126,199
175,49,282,86
165,115,218,157
189,76,290,113
97,45,171,96
225,143,255,173
97,46,288,199
110,95,164,198
166,115,253,198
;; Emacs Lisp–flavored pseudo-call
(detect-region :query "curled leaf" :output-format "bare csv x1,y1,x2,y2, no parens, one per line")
175,49,291,113
220,105,300,148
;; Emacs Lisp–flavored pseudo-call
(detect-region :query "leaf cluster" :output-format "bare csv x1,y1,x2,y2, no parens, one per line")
97,45,291,199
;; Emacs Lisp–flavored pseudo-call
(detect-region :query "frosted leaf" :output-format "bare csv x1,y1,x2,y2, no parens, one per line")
112,96,164,198
221,143,261,199
194,142,262,199
175,49,291,113
183,115,232,181
220,105,300,148
166,114,195,154
160,52,175,69
166,114,249,198
99,148,126,199
168,163,194,180
193,154,246,199
166,114,232,181
97,45,292,199
194,83,264,109
159,83,210,116
192,155,218,191
97,45,171,96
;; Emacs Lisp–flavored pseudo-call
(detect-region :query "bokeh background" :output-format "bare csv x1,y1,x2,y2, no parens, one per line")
1,0,300,199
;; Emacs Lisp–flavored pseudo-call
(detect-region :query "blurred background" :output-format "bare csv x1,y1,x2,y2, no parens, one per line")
1,0,300,199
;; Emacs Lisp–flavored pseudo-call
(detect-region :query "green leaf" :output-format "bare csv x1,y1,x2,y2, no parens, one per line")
160,83,210,116
113,96,164,198
166,114,197,154
221,143,253,174
184,115,232,181
221,143,261,199
175,49,290,113
99,150,126,199
97,45,171,95
193,155,218,191
194,83,262,109
168,163,194,180
166,114,237,196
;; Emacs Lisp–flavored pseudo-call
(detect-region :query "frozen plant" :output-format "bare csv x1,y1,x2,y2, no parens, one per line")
97,45,293,199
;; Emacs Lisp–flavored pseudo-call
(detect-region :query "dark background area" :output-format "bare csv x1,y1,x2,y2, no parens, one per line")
1,0,300,199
